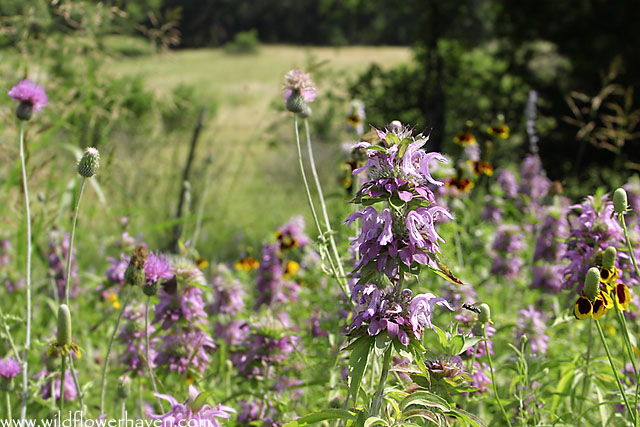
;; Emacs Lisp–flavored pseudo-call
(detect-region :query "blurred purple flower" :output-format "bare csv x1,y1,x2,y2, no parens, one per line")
8,79,48,112
0,357,20,379
36,369,77,401
516,305,549,355
283,69,317,103
148,385,234,427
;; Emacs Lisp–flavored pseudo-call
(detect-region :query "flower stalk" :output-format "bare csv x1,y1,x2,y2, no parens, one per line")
64,178,86,306
483,324,512,427
371,344,393,416
145,296,164,412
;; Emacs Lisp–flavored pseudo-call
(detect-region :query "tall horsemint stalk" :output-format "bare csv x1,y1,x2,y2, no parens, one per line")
99,246,147,414
7,79,48,421
343,121,455,415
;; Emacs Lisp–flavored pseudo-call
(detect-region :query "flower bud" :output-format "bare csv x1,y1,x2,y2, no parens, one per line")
285,92,306,114
389,120,403,132
125,245,148,287
77,147,100,177
614,188,628,214
298,104,312,119
16,101,33,121
477,303,492,324
57,304,72,347
584,267,601,300
602,247,617,270
117,375,131,399
143,281,158,297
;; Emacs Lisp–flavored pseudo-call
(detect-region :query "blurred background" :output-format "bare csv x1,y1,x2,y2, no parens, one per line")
1,0,639,263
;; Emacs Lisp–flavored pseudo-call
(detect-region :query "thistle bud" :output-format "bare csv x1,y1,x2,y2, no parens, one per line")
285,92,306,114
477,303,492,324
603,246,617,270
298,104,312,119
77,147,100,178
16,101,33,121
614,188,628,214
57,304,72,347
143,281,158,297
117,375,131,399
584,267,601,300
125,245,148,287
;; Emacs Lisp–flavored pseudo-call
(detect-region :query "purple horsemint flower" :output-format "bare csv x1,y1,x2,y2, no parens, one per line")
534,209,569,262
497,170,518,199
36,369,77,401
470,362,492,393
105,254,129,286
229,329,298,380
4,277,24,293
492,224,524,253
47,231,78,299
238,399,278,426
0,239,11,267
345,205,452,281
352,124,447,203
117,303,158,375
8,79,48,120
519,154,551,202
208,266,246,316
254,243,299,308
490,255,524,280
515,305,549,355
214,320,251,346
562,195,636,292
0,357,21,379
148,385,235,427
276,216,310,250
349,284,452,345
480,197,503,223
154,327,216,375
531,264,564,293
283,69,317,103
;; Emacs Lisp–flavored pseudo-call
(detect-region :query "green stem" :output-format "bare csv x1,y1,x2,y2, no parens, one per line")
595,319,635,423
293,116,352,308
64,178,86,306
59,354,67,411
371,344,393,416
615,305,639,426
483,324,512,427
303,119,348,282
69,357,84,411
6,392,11,420
18,121,31,421
145,296,164,412
191,155,214,249
621,214,640,279
0,307,21,363
100,288,132,415
453,223,464,268
577,321,593,419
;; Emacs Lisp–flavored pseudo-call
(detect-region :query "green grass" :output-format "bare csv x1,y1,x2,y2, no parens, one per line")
104,45,411,259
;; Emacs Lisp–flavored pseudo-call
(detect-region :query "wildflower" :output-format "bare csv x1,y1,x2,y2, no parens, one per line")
37,369,77,401
349,285,452,345
254,243,299,308
346,100,366,135
531,264,564,293
574,268,614,320
124,245,148,287
283,260,300,279
613,283,632,311
0,357,20,380
77,147,100,178
470,362,492,393
235,256,259,272
487,124,509,139
118,303,158,375
468,160,493,177
144,251,173,295
154,327,215,375
276,216,309,251
283,69,317,103
238,399,278,426
8,79,48,120
515,305,549,355
453,133,477,146
207,266,246,316
444,177,474,195
47,304,81,359
519,154,550,201
497,170,518,199
47,231,78,300
148,385,235,427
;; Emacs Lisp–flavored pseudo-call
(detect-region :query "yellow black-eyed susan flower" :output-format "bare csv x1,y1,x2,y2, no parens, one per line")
487,125,510,139
235,257,259,272
453,133,477,146
276,231,299,251
574,289,613,320
445,177,475,193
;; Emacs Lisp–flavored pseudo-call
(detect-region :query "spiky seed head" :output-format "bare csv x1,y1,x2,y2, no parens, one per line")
603,246,617,270
77,147,100,177
117,375,132,399
57,304,72,346
285,92,306,114
584,267,601,300
125,245,148,287
614,188,628,214
477,303,492,324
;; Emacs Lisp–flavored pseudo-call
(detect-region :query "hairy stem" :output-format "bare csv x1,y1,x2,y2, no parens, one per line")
484,324,512,427
64,178,86,306
18,121,31,421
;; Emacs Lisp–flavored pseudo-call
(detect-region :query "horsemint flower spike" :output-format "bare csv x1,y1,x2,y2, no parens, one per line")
8,79,48,421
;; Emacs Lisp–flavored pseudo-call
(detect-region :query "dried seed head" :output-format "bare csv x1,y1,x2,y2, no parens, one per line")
584,267,601,300
613,188,628,214
125,245,148,286
77,147,100,178
57,304,72,346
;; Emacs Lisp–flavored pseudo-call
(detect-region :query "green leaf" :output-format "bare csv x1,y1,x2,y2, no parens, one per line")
459,336,482,355
449,408,487,427
189,391,211,413
385,133,400,146
400,391,451,412
349,334,374,404
374,333,391,357
449,335,465,356
283,409,356,427
363,145,388,153
401,409,439,424
364,416,388,427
